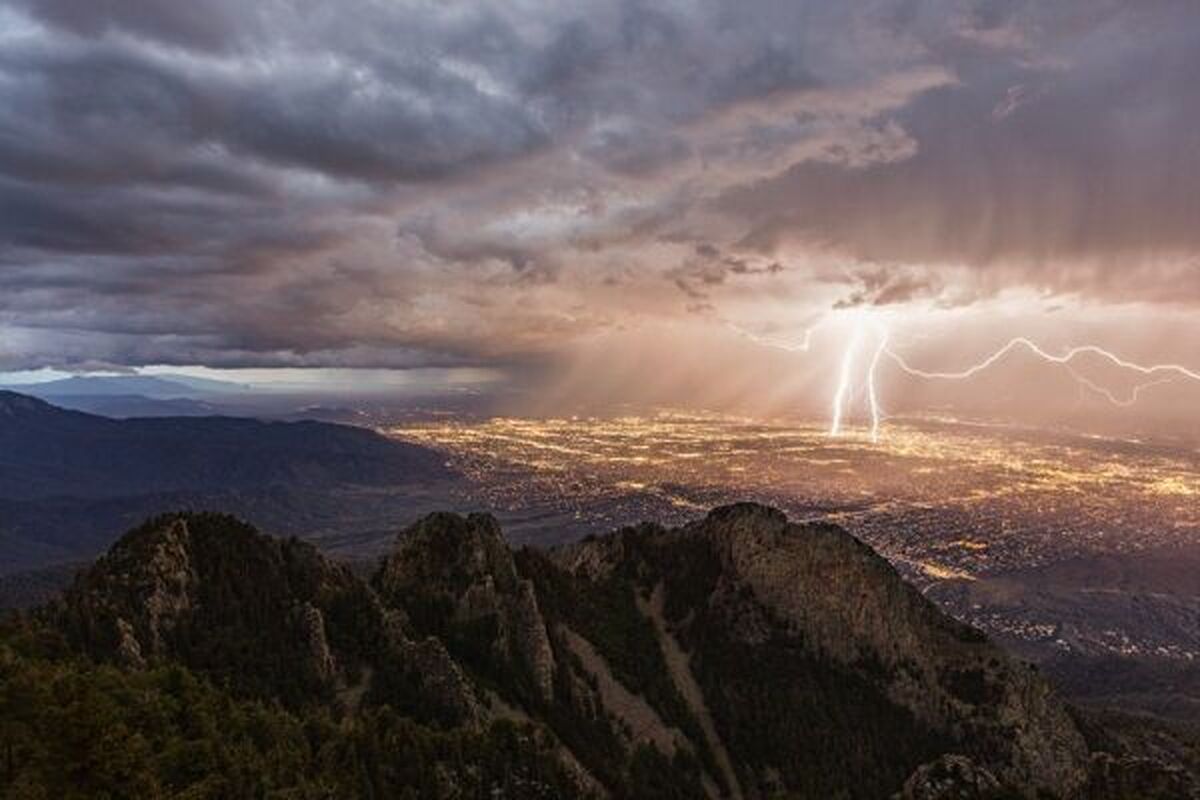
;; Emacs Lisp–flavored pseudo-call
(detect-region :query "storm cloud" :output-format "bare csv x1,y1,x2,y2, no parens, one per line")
0,0,1197,372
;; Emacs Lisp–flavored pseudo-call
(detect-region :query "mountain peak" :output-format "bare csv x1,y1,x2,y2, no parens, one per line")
58,512,379,702
381,511,519,592
704,500,789,524
548,502,1091,795
55,511,484,722
32,506,1196,798
375,511,557,703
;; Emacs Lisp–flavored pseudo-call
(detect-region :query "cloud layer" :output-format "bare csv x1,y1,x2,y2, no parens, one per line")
1,0,1198,373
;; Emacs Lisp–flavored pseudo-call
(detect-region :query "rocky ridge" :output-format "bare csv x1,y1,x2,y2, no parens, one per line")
31,504,1200,799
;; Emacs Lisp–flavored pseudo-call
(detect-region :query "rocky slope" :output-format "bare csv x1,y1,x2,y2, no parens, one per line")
54,512,481,723
9,504,1197,799
541,503,1088,798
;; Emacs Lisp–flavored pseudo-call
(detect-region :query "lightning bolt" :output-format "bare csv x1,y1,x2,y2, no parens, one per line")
828,319,889,442
828,323,861,437
731,319,1200,443
884,337,1199,407
866,324,889,443
884,337,1200,383
1066,367,1173,408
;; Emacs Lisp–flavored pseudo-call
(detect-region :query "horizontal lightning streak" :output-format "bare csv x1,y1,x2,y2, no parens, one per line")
1067,368,1173,408
885,337,1200,383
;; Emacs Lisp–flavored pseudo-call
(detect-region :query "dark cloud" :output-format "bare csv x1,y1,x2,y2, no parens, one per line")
667,244,785,299
0,0,1197,373
722,2,1200,304
13,0,246,51
832,267,943,308
580,121,693,177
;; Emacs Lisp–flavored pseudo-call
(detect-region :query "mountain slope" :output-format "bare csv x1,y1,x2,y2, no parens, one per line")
52,512,482,722
0,390,452,500
0,391,457,575
534,503,1087,797
7,505,1196,799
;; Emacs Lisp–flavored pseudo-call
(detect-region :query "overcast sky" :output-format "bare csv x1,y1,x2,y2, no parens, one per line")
1,1,1197,426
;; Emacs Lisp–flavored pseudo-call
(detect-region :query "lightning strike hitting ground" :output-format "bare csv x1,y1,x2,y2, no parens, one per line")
866,325,889,443
828,320,889,441
828,323,861,437
733,318,1200,442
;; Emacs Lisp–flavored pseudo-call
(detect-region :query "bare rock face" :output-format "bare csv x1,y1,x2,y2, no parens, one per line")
295,602,336,683
512,579,557,702
551,503,1092,798
394,635,486,726
59,516,197,661
374,512,557,704
53,503,1180,800
897,755,1002,799
694,503,1090,797
113,616,145,667
56,512,382,706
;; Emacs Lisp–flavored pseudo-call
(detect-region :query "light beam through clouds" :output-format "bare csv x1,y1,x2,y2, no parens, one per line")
1,0,1199,442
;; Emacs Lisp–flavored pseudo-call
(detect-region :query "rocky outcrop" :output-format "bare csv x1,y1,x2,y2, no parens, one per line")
392,635,486,726
551,503,1090,798
58,515,198,663
295,601,336,682
49,504,1193,800
691,503,1089,796
374,512,557,704
897,755,1002,799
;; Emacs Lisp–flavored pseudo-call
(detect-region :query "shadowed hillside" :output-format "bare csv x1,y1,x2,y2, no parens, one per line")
0,391,458,574
3,505,1195,798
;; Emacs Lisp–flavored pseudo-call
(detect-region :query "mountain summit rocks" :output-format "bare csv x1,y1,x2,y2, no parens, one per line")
22,504,1196,799
375,511,558,704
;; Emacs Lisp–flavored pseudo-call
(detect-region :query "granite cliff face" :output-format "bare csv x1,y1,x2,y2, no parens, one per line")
374,512,558,704
684,504,1086,794
31,505,1198,799
54,512,478,720
547,503,1090,798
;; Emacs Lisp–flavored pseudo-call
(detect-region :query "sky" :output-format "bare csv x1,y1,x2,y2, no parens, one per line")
0,1,1197,431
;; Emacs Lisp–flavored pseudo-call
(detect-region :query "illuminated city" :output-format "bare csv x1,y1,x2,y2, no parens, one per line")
2,0,1199,793
390,413,1200,662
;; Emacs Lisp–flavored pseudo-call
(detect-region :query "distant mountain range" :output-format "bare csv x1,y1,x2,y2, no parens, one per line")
3,373,250,398
0,391,459,574
4,504,1194,798
0,374,256,418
